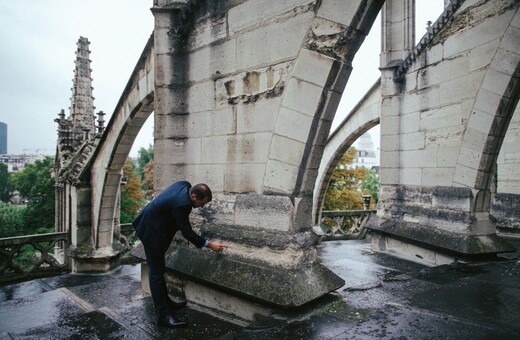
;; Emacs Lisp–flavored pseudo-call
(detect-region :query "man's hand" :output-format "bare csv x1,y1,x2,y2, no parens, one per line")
207,241,228,253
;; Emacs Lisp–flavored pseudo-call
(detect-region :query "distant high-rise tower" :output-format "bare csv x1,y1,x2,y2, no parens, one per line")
0,122,7,154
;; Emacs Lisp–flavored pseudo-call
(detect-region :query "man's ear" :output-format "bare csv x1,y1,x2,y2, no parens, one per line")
190,193,197,201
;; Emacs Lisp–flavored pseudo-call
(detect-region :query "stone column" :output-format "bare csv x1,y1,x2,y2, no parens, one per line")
378,0,415,190
151,0,189,187
380,0,415,68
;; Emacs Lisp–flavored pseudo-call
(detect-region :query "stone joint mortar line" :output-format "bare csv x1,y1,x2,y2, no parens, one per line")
57,287,95,312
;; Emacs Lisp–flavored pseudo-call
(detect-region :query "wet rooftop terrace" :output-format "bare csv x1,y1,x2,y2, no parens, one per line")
1,235,520,339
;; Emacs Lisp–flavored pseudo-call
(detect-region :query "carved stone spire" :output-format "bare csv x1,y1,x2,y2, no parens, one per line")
70,36,96,145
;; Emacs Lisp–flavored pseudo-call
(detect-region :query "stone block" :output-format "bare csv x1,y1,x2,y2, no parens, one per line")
224,163,265,193
468,39,500,71
154,53,188,86
203,193,237,226
164,246,344,307
491,47,520,77
379,168,400,186
438,71,485,106
401,148,437,168
186,108,236,137
453,164,479,188
215,61,290,107
437,146,460,167
155,138,201,164
380,96,401,116
444,10,512,58
236,12,314,70
380,115,400,136
400,131,425,150
189,164,225,193
154,87,188,114
457,145,483,171
228,0,314,34
152,26,174,54
263,159,300,194
380,134,399,152
188,39,237,82
188,15,228,51
460,127,487,153
317,0,364,26
400,111,421,134
282,78,324,117
501,24,520,54
425,126,464,148
400,168,421,186
418,54,469,88
201,135,228,164
270,134,305,167
380,150,400,168
237,98,280,134
274,107,313,143
492,193,520,230
420,103,462,130
154,113,188,138
187,81,215,113
292,48,335,87
320,88,343,123
467,108,495,135
475,86,502,115
426,43,444,66
422,168,455,187
234,194,293,231
226,133,271,163
153,163,186,192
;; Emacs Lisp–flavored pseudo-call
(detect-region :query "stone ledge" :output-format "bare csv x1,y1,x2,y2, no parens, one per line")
132,244,344,308
366,215,516,257
492,193,520,231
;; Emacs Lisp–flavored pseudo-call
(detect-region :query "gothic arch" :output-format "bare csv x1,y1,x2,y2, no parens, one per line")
89,35,155,249
453,8,520,213
312,79,381,224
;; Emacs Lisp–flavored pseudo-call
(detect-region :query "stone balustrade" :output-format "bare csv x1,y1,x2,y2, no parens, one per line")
0,232,69,284
321,210,376,240
0,225,141,284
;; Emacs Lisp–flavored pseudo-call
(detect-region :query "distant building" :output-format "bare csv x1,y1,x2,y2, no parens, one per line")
0,122,6,154
351,132,378,172
0,154,45,173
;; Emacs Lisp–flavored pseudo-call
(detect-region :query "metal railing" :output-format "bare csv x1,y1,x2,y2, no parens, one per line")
321,210,376,240
0,232,69,284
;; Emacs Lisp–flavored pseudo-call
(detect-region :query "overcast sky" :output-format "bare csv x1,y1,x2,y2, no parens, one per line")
0,1,443,158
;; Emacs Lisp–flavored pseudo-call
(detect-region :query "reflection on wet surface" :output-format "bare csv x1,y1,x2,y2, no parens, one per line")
1,238,519,338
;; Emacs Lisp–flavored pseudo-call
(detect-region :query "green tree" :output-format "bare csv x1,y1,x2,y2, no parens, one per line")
9,156,55,234
0,202,26,238
121,159,145,223
0,163,9,202
136,144,153,180
361,169,379,206
323,147,368,211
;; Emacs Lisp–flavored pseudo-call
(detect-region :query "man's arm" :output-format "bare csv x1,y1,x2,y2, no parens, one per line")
174,206,207,248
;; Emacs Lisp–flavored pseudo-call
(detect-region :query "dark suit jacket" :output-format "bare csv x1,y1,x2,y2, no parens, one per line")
132,181,206,255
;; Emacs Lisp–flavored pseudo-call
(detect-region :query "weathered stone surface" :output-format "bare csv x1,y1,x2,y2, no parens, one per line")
491,193,520,232
163,246,345,308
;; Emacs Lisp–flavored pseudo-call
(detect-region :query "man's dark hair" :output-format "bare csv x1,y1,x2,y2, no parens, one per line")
190,183,212,201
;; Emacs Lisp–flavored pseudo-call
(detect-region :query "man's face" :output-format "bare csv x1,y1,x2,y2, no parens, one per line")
190,194,209,208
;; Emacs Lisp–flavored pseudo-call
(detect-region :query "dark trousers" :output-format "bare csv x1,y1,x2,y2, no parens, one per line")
143,245,170,318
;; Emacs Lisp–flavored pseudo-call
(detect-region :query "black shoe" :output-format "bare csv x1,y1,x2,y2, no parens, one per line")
168,299,187,309
157,315,187,328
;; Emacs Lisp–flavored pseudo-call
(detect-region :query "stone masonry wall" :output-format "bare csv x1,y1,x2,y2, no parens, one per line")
370,0,520,257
